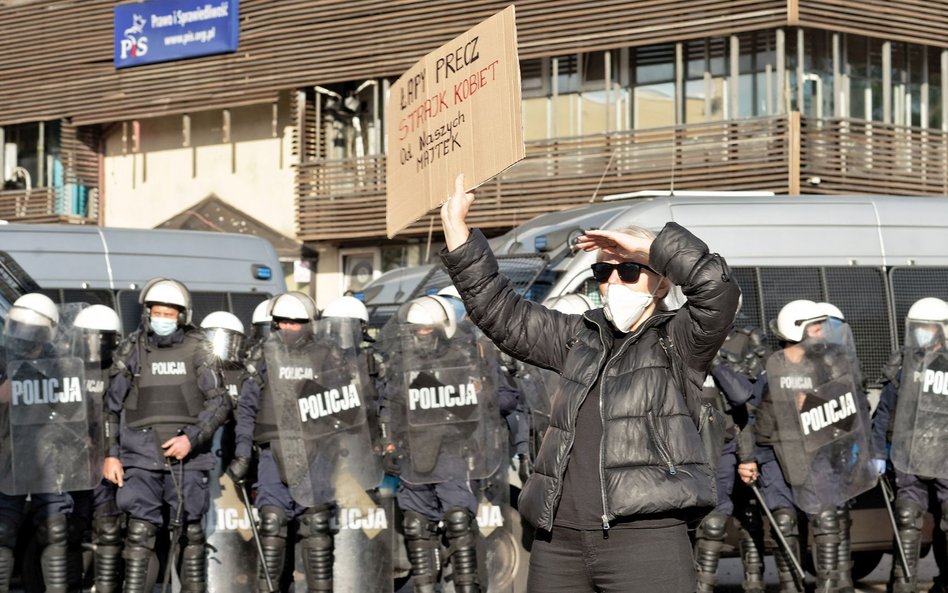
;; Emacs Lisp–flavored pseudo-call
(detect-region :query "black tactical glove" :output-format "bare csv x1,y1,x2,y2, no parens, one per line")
517,453,532,483
226,456,251,483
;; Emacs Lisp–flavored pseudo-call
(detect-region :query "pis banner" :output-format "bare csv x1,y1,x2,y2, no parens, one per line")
114,0,239,69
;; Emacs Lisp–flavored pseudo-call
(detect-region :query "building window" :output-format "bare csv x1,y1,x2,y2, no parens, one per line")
1,120,61,190
632,44,675,129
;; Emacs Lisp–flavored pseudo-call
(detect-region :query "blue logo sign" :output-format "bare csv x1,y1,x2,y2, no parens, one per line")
114,0,239,68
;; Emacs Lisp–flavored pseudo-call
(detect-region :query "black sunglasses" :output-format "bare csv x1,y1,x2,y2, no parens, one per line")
590,261,658,283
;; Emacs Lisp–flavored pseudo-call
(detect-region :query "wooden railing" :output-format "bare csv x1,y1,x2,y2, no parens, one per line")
800,118,948,196
297,116,792,241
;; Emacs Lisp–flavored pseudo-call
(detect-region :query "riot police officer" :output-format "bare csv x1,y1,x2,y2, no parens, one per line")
874,297,948,593
102,278,230,593
201,311,247,404
229,292,380,593
377,294,504,593
0,293,78,593
753,299,875,593
69,304,124,593
693,326,768,593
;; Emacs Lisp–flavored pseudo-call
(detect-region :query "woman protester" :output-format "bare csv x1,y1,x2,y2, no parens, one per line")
439,174,740,593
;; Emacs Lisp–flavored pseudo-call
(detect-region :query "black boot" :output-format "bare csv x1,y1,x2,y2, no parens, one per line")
892,500,924,593
122,518,159,593
444,507,481,593
738,506,766,593
256,506,287,593
402,510,441,593
811,509,841,593
179,523,206,593
694,511,728,592
299,507,334,592
836,508,854,593
93,513,125,593
773,508,803,593
37,513,70,593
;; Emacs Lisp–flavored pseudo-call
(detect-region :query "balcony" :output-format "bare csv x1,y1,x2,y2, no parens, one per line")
0,186,98,224
296,114,948,242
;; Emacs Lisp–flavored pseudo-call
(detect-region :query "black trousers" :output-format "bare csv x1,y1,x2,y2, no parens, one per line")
527,523,696,593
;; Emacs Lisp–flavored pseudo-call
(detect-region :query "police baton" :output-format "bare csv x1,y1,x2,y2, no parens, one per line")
238,481,277,593
748,479,807,584
880,475,912,580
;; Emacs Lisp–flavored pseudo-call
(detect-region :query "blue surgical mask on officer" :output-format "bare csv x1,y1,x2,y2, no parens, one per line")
150,317,178,336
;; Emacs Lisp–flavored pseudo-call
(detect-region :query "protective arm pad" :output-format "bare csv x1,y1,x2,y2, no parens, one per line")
187,384,232,447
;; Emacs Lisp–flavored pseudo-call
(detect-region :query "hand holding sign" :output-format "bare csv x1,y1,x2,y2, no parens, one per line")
442,174,476,251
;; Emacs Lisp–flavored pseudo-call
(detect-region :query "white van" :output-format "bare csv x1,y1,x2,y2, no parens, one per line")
0,223,285,332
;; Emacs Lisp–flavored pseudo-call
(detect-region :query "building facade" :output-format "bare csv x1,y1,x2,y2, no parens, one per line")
1,0,946,304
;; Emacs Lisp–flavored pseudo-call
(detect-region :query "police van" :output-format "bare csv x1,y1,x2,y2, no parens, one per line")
0,223,284,332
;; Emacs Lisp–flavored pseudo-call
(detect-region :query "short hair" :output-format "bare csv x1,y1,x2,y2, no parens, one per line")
595,226,658,263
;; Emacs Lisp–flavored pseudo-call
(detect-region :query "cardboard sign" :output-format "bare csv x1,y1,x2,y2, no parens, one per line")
386,5,524,238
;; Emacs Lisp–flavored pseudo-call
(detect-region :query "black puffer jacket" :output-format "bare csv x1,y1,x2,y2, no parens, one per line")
442,222,740,530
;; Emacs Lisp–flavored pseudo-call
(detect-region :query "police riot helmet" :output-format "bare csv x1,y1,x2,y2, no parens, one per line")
816,302,844,320
322,296,369,322
268,292,317,323
201,311,246,362
905,297,948,350
72,304,122,363
436,285,468,323
4,293,59,355
406,295,457,339
140,278,192,325
251,298,272,342
545,293,594,315
773,299,823,343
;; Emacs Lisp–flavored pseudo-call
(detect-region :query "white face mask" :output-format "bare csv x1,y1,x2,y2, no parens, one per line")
913,327,937,348
602,283,658,333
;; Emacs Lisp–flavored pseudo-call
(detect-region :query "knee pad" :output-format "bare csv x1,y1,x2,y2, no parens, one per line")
125,519,158,550
299,508,333,539
184,522,205,546
772,508,799,538
402,510,439,541
443,507,475,539
810,509,841,536
940,504,948,533
94,515,125,547
36,514,69,547
697,512,729,541
258,505,288,539
896,501,925,531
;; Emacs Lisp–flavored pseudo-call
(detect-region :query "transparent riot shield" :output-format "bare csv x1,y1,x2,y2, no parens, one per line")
1,355,98,495
393,322,505,485
265,339,383,508
765,340,876,514
329,489,394,593
207,423,258,593
891,351,948,478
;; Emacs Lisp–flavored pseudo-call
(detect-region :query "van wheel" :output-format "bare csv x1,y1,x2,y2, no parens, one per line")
851,550,884,582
